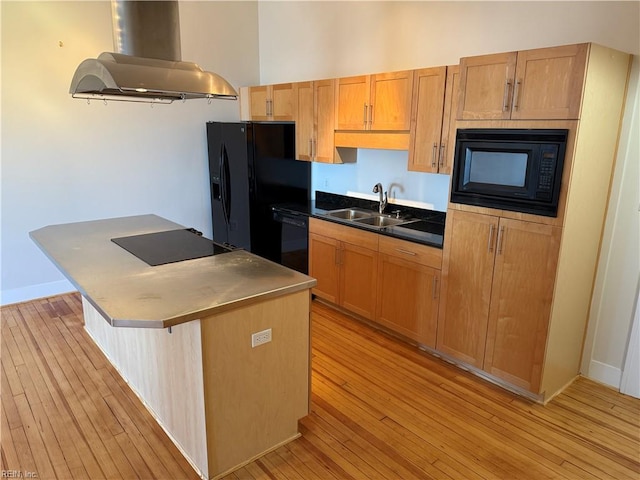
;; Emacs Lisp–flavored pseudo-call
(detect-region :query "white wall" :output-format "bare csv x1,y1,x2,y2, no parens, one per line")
311,150,452,211
0,1,259,304
256,1,640,388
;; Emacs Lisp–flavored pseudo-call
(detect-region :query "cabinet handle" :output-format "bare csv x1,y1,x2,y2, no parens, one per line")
502,80,512,112
369,103,373,129
487,224,495,253
432,275,438,299
363,103,368,128
309,139,313,159
513,80,521,110
395,248,417,256
439,144,446,168
312,139,316,160
432,143,438,168
497,226,505,255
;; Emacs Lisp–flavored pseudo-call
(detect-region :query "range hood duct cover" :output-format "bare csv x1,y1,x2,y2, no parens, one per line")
69,1,237,102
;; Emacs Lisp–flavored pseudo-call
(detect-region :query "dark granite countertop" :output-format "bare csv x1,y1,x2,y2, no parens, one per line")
272,191,445,249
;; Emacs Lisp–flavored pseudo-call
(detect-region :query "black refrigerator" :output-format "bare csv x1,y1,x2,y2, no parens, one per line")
206,121,311,271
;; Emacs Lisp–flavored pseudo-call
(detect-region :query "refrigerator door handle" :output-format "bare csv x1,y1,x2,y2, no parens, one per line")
222,144,232,224
219,144,228,225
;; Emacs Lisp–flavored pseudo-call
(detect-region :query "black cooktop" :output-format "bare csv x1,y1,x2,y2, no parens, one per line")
112,229,232,266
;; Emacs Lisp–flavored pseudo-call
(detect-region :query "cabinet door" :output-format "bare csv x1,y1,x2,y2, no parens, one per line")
370,71,414,130
336,76,370,130
483,219,561,393
408,67,447,172
458,52,517,120
309,233,340,303
295,82,314,161
438,65,460,175
270,83,295,121
340,242,378,320
376,253,439,348
437,210,498,368
314,79,336,163
511,44,588,120
249,86,270,120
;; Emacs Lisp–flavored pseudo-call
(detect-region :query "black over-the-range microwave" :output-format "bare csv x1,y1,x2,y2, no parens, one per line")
450,128,569,217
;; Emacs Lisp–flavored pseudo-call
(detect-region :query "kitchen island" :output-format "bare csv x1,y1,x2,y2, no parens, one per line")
30,214,316,479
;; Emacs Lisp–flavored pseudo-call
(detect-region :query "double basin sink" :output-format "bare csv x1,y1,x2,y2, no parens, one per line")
323,208,418,229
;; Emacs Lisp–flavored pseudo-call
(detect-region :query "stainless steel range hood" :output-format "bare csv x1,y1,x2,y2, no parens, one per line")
70,1,237,103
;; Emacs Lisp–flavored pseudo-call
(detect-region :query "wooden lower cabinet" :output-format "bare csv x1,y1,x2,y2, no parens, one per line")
376,253,440,348
340,242,378,319
483,218,561,392
437,211,496,368
309,218,443,344
437,210,561,393
309,219,378,320
308,232,340,304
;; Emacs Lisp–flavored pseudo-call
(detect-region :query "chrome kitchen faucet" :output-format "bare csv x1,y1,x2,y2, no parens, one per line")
372,183,388,214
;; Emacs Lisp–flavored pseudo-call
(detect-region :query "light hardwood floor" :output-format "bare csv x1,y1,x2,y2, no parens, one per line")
2,293,639,479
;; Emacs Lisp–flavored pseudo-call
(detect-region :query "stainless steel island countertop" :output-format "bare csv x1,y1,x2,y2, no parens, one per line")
30,214,316,328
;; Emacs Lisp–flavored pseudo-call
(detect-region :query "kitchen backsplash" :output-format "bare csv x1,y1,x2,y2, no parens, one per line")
310,148,451,212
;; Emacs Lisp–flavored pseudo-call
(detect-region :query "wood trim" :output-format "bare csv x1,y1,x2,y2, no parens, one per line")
334,131,410,150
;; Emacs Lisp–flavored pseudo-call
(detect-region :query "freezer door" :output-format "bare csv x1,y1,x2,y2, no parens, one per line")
206,122,229,245
222,123,252,250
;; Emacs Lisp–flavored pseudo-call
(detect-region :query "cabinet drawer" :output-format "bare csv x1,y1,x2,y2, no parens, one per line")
378,236,442,269
309,218,379,251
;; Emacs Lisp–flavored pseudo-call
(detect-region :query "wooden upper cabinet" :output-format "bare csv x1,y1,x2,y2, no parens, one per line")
336,76,370,130
458,51,517,120
438,65,460,175
295,79,337,163
314,79,337,162
295,82,314,161
458,44,588,120
248,83,295,121
249,85,270,119
511,44,588,120
408,65,461,174
483,218,561,393
369,71,414,130
336,71,413,131
408,66,446,172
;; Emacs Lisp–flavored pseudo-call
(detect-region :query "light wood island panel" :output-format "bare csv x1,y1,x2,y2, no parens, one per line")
84,290,311,480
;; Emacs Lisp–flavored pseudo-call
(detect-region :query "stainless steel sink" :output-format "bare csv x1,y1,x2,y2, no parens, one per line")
353,216,409,227
323,208,416,229
324,208,375,220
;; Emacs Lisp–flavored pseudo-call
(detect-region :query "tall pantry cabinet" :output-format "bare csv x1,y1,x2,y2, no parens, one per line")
438,43,631,401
